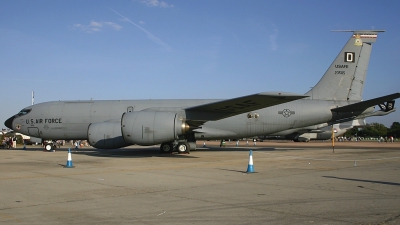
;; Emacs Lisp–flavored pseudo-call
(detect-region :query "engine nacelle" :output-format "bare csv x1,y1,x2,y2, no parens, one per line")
88,121,131,149
121,111,188,145
294,136,310,142
316,132,333,140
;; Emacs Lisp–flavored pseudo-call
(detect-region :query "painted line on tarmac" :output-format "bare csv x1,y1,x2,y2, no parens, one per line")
255,151,400,162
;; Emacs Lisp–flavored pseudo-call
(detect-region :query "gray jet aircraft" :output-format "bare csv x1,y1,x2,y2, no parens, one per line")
262,119,367,142
264,101,396,142
5,30,400,153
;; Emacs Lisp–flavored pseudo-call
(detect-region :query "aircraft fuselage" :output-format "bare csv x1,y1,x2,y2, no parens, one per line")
7,98,370,141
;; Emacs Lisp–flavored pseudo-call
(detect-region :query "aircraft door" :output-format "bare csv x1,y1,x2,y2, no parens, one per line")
245,112,259,135
246,121,254,135
28,127,40,137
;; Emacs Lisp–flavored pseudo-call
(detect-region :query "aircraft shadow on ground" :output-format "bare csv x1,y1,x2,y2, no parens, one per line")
195,147,278,152
323,176,400,186
13,146,303,155
74,146,293,158
73,148,200,159
194,146,309,152
10,147,197,158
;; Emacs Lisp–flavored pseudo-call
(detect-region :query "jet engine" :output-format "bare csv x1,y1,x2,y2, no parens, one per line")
121,111,189,145
88,121,131,149
316,132,333,140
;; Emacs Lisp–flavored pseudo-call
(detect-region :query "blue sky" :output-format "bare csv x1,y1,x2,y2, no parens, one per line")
1,0,399,129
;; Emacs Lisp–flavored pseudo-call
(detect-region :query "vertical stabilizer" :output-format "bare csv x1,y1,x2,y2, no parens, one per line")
305,30,384,100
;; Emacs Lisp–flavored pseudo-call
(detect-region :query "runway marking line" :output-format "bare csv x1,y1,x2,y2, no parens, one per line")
255,150,400,162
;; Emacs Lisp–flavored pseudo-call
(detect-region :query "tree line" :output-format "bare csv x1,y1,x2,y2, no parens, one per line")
344,122,400,138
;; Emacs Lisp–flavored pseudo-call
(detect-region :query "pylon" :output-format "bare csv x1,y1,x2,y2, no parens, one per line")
246,150,255,173
64,148,74,168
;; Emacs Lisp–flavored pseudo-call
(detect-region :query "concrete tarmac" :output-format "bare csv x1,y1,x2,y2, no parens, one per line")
1,141,399,224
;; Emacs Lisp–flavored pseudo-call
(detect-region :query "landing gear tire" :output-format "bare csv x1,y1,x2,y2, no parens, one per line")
45,144,53,151
160,142,173,154
176,142,190,154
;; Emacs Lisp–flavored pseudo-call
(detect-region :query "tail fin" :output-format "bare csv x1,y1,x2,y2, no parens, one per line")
305,30,385,100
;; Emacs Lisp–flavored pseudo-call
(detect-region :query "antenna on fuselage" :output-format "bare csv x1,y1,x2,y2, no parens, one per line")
32,90,34,105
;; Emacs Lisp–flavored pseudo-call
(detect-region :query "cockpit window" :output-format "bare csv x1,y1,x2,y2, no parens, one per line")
17,108,32,117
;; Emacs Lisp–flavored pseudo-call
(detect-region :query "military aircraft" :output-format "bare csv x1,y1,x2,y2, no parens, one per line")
261,119,366,142
5,30,400,153
319,119,366,141
262,101,396,142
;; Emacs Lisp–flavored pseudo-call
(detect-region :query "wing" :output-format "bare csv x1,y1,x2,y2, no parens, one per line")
185,92,306,121
331,92,400,112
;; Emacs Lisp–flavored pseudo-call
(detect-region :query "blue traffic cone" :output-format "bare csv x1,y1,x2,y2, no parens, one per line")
64,148,74,168
246,150,255,173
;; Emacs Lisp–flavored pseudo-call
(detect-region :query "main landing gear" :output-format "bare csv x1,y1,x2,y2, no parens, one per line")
176,142,190,154
159,141,195,154
160,142,173,153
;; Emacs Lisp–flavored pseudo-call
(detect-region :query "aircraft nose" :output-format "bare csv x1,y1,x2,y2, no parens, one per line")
4,116,15,130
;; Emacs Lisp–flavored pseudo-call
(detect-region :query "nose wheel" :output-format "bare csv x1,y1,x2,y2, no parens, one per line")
45,144,54,151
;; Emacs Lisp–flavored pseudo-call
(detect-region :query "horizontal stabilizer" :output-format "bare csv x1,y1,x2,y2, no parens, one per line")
332,93,400,112
378,100,395,112
185,92,306,121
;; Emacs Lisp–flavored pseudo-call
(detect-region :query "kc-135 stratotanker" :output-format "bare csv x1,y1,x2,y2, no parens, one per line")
5,30,399,153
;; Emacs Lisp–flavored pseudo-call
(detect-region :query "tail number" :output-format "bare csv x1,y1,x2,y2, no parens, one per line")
344,52,355,62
